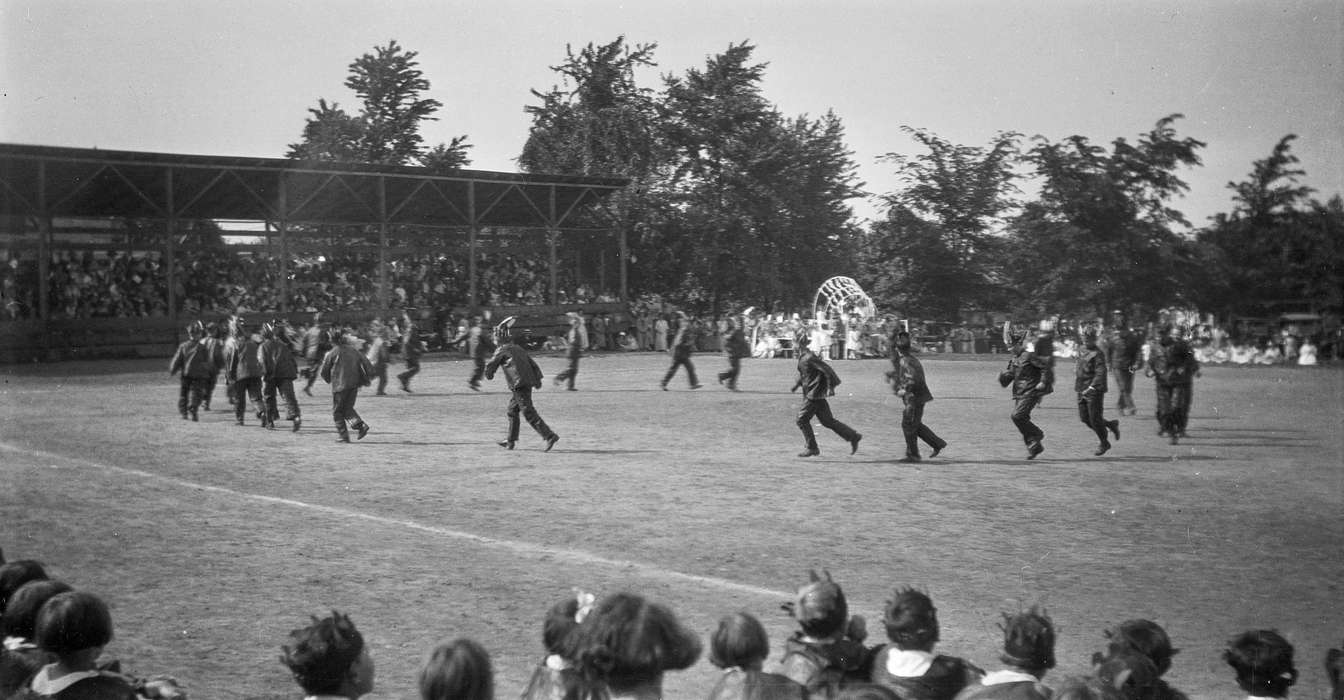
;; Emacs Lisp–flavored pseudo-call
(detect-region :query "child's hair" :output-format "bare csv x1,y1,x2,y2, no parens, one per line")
1094,649,1158,700
1224,629,1297,697
998,606,1056,674
1052,675,1123,700
572,592,703,691
34,590,114,656
0,560,48,615
784,570,849,639
279,610,365,696
419,637,493,700
543,596,582,656
1,579,72,641
832,682,901,700
709,612,770,669
1104,619,1178,676
882,588,939,650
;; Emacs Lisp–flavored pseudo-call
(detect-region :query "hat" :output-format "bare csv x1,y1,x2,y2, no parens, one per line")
783,570,848,637
883,588,939,647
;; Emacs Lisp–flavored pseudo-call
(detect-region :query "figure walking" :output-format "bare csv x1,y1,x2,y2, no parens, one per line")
888,328,947,462
1000,322,1054,460
1107,310,1143,416
717,315,750,391
486,317,560,452
661,312,702,390
553,311,587,391
320,327,373,443
168,321,213,422
259,320,303,432
1076,328,1121,456
792,330,862,458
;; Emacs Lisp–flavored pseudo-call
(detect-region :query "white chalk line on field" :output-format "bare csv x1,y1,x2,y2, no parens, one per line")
0,442,791,601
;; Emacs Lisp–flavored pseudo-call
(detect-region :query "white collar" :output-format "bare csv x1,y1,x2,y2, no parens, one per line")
980,669,1040,685
885,648,935,677
29,665,103,695
2,636,36,651
545,654,573,671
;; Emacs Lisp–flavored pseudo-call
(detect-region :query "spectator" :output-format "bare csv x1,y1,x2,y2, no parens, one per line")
0,580,72,697
419,638,493,700
569,592,702,700
520,593,592,700
20,590,138,699
707,611,806,700
279,611,375,700
0,561,48,617
870,588,981,700
953,607,1055,700
1097,619,1186,700
1223,630,1296,700
778,571,871,699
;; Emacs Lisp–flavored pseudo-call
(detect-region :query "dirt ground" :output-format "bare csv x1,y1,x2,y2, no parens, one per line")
1,351,1341,700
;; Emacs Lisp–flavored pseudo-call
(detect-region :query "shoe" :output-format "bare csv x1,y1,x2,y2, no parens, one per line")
292,417,302,433
1094,441,1111,456
1157,428,1166,436
1027,441,1044,460
1169,434,1179,445
849,433,862,455
497,440,515,450
303,386,312,397
929,440,946,458
403,385,414,393
566,387,577,391
235,418,245,426
468,382,480,392
336,434,351,443
1108,420,1120,440
202,403,210,411
660,383,668,391
899,454,922,463
553,375,562,386
376,391,387,396
690,384,703,390
798,448,820,458
180,412,189,421
728,384,739,391
190,410,199,422
356,423,370,440
1177,430,1188,438
717,375,726,385
544,434,560,452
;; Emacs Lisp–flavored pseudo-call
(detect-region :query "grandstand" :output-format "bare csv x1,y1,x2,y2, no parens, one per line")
0,143,630,361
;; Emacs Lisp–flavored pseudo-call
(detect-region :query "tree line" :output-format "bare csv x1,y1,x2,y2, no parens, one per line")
287,39,1343,322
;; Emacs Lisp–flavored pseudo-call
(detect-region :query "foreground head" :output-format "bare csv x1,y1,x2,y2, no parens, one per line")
280,611,374,699
419,637,493,700
999,606,1056,676
543,591,592,656
794,330,811,350
35,590,114,658
1224,629,1296,697
709,612,770,670
0,560,48,615
784,570,848,639
1104,619,1178,676
571,592,702,692
882,588,939,651
187,320,205,339
1,579,72,641
893,329,913,353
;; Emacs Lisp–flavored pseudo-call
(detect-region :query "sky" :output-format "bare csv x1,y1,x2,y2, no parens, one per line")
2,0,1341,230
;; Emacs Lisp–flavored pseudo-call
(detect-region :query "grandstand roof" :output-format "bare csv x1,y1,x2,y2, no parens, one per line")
0,143,628,229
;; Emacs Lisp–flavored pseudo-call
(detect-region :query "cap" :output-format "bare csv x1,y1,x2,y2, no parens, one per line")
783,570,847,637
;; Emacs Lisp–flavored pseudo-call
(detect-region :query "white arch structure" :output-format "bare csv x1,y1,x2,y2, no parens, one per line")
812,276,876,321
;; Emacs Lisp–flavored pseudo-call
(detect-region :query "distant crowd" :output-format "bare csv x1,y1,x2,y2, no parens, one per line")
2,554,1340,700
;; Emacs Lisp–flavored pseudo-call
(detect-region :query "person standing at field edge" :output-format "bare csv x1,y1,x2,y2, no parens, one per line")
553,310,588,391
792,330,862,458
321,327,373,443
486,316,560,452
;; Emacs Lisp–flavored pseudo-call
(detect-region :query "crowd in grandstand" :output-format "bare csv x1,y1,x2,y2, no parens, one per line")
1,552,1339,700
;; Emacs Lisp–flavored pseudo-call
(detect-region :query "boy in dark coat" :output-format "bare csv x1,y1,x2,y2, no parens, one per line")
1075,329,1121,456
320,328,374,443
777,570,872,699
661,311,702,390
717,316,751,391
953,607,1055,700
168,321,213,422
870,588,982,700
259,321,302,431
791,331,862,458
226,320,266,427
888,329,947,462
486,317,560,452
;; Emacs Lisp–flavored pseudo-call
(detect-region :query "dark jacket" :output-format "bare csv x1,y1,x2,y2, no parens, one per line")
1004,346,1054,399
259,337,299,380
1106,327,1144,370
1074,346,1108,394
778,633,871,700
724,327,751,359
320,344,373,392
793,348,842,400
168,339,215,379
889,350,934,403
227,336,264,381
870,646,982,700
709,668,808,700
485,343,543,391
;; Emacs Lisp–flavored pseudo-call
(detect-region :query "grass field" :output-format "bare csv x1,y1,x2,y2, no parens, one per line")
2,351,1341,700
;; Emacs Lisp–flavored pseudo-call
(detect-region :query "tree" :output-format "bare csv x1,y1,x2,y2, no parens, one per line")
288,40,471,168
1002,115,1205,317
1192,135,1342,316
857,128,1020,318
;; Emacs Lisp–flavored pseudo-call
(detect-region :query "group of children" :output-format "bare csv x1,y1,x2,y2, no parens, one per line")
8,549,1337,700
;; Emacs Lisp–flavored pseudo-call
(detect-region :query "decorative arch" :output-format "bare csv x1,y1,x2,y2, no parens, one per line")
812,276,876,321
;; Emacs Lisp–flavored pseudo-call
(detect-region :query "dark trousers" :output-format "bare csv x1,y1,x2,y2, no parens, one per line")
233,377,264,422
1154,382,1175,434
1011,394,1045,445
331,387,366,437
303,358,321,392
372,362,388,394
263,377,301,421
901,397,945,457
177,376,209,416
398,357,421,386
662,353,698,387
797,398,859,451
1077,391,1114,443
718,355,742,388
1171,382,1192,433
225,376,237,406
1112,366,1136,413
555,348,581,389
468,355,486,388
203,373,219,408
506,387,555,442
